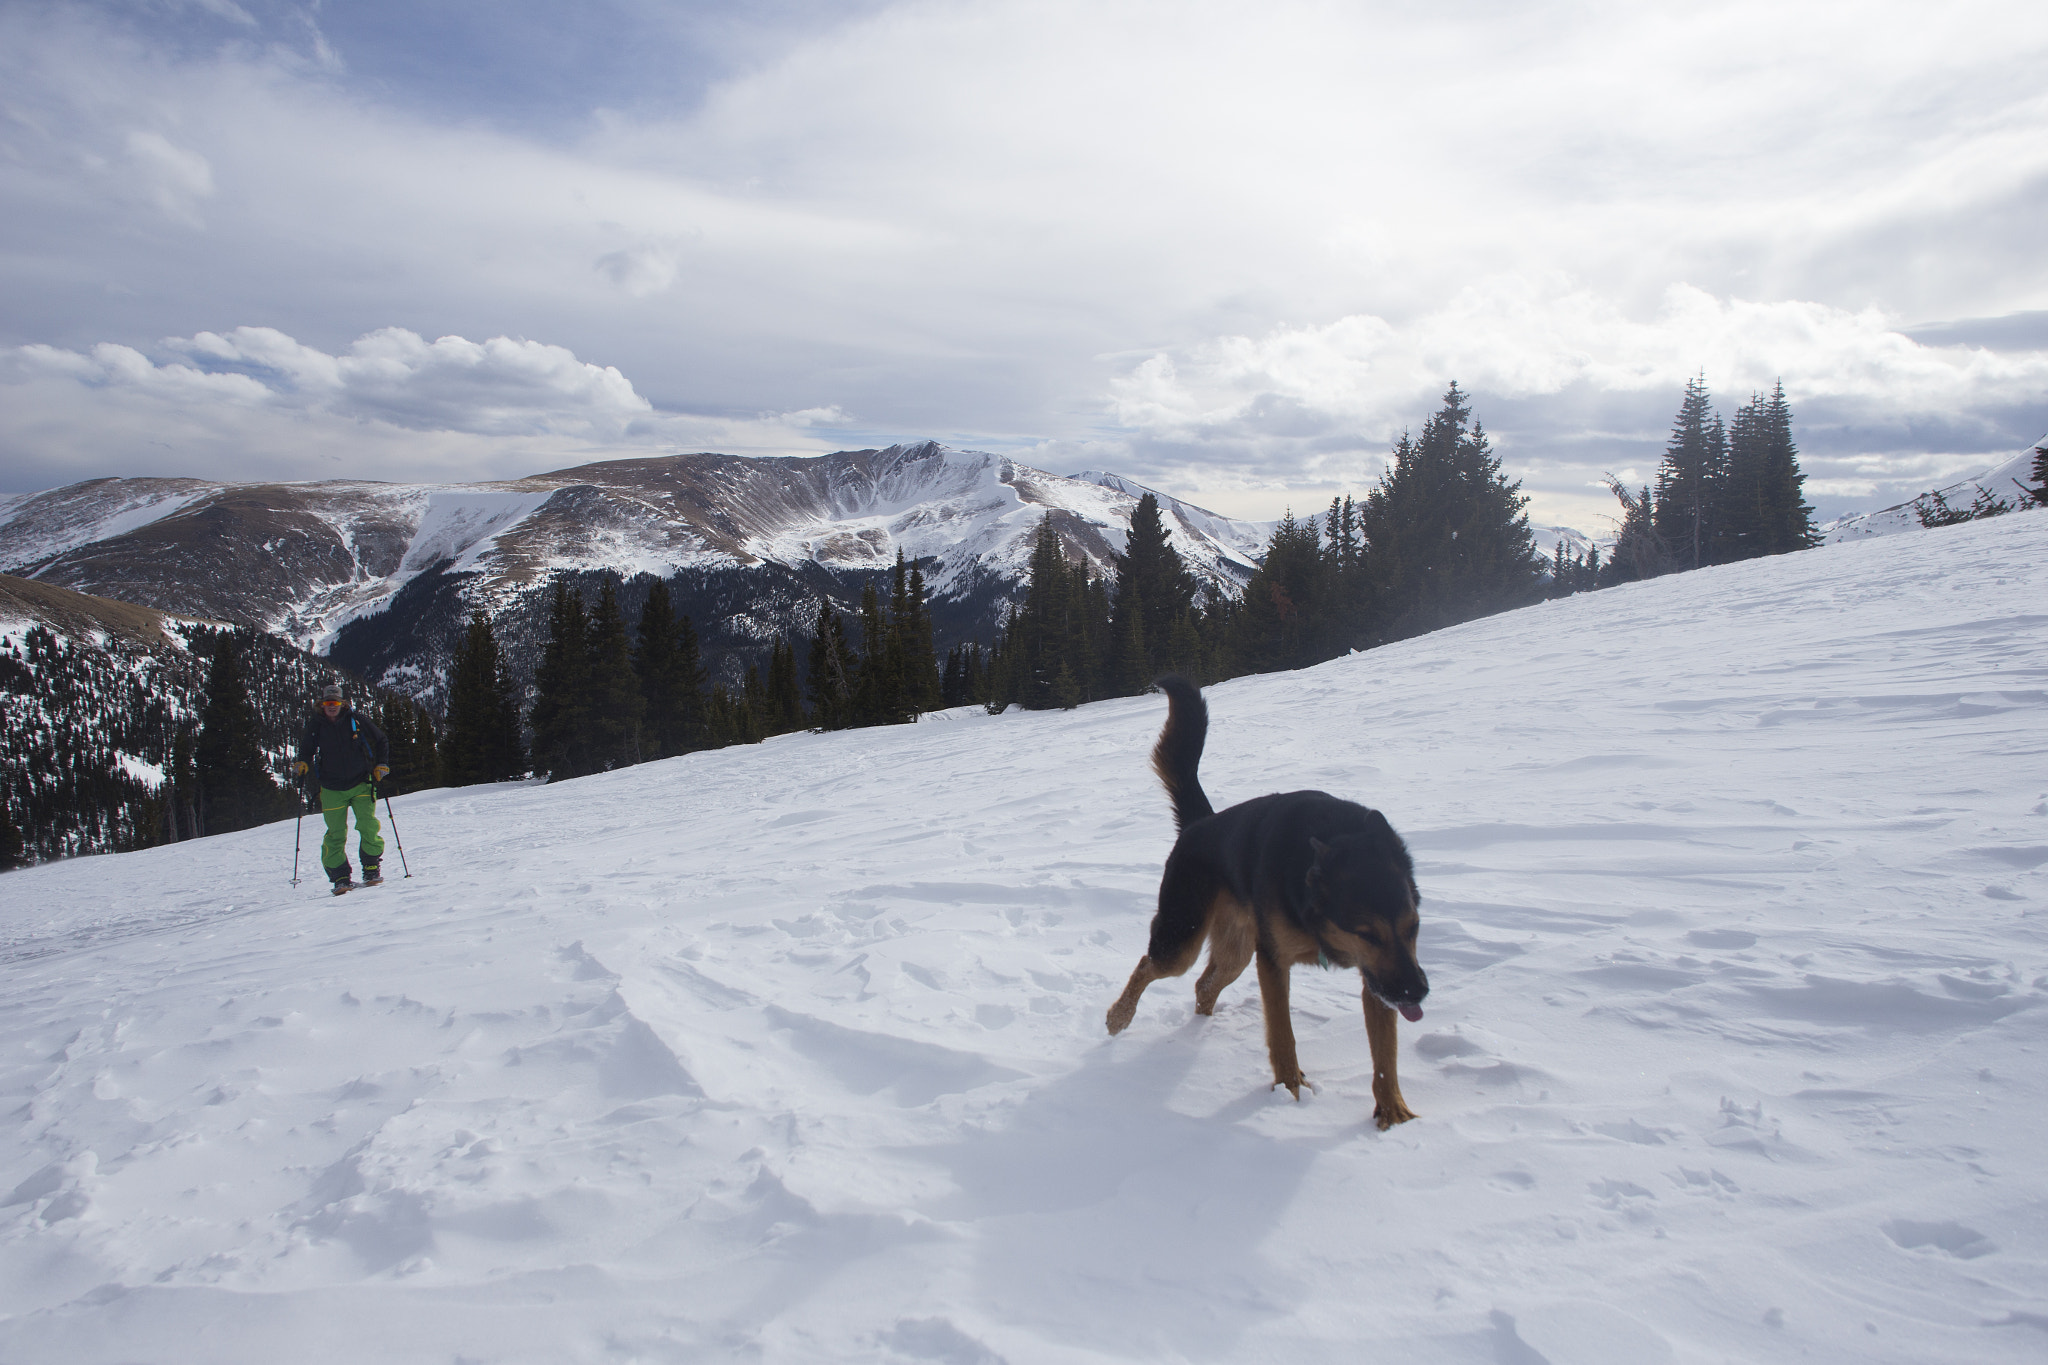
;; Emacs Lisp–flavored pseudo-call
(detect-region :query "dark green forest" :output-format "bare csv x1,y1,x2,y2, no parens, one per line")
0,623,433,866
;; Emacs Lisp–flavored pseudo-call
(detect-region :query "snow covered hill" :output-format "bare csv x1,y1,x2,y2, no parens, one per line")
2,511,2044,1363
1821,433,2047,542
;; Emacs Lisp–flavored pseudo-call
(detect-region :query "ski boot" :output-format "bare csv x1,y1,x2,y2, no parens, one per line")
360,859,383,888
328,863,354,896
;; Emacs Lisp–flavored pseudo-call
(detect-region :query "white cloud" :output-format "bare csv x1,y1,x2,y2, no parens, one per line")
15,326,651,438
122,130,214,225
1,1,2045,526
1111,281,2048,444
0,327,846,488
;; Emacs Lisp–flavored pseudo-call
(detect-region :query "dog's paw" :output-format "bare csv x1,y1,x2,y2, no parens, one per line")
1372,1097,1418,1130
1105,1001,1136,1035
1270,1073,1312,1101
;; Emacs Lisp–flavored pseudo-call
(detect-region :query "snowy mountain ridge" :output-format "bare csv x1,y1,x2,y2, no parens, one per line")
0,444,1265,655
1,510,2043,1361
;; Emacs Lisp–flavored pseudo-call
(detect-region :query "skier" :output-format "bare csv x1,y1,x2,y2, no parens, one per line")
295,684,391,893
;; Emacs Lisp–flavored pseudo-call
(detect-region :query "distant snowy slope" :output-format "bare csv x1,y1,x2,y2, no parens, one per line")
2,514,2045,1363
1822,433,2047,541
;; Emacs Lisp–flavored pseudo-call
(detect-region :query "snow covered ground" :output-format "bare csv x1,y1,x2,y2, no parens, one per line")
3,511,2045,1364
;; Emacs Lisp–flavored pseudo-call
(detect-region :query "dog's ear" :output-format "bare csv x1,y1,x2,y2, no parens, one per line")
1309,836,1331,861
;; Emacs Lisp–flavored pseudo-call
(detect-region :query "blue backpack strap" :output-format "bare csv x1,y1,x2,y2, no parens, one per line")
350,714,381,771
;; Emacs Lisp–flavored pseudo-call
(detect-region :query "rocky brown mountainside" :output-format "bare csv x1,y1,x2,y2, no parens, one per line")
0,442,1267,704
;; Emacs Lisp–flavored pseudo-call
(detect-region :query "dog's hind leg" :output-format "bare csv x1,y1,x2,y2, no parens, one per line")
1254,943,1308,1098
1107,856,1215,1035
1194,905,1254,1015
1362,993,1417,1129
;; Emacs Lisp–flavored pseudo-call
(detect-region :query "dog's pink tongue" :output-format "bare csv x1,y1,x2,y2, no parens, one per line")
1398,1003,1424,1022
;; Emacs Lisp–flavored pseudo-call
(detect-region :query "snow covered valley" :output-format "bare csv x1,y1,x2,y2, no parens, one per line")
3,512,2045,1364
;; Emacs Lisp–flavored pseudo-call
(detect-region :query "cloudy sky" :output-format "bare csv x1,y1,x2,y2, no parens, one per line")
3,0,2045,530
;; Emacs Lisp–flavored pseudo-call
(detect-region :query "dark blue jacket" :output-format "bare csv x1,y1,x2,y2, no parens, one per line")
298,707,389,789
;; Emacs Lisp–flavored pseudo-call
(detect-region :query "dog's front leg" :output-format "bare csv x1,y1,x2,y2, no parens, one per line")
1255,946,1308,1098
1106,957,1161,1034
1362,993,1416,1129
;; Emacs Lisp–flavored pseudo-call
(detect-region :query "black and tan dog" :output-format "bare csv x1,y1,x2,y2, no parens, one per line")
1105,675,1429,1129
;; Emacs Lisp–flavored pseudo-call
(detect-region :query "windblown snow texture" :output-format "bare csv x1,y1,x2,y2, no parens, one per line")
1,511,2044,1363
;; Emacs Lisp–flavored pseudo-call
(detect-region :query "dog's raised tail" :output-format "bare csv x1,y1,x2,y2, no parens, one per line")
1151,675,1214,830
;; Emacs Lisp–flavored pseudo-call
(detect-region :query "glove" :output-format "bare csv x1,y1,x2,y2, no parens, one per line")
294,760,309,777
372,765,390,783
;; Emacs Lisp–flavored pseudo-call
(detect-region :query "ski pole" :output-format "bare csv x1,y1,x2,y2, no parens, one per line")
290,793,305,886
378,785,412,878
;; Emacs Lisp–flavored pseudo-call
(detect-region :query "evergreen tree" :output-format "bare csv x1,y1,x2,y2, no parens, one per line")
375,694,441,796
2028,444,2048,507
901,560,942,714
704,684,742,747
163,726,199,843
1753,381,1815,554
1712,380,1813,560
0,793,24,870
1112,493,1197,679
764,635,806,734
1718,393,1766,559
633,580,684,759
1076,568,1110,700
853,580,903,724
528,579,592,781
807,603,859,729
444,610,525,785
1654,375,1723,569
1601,478,1669,585
1110,580,1151,695
585,574,645,771
1230,510,1325,672
673,612,709,752
1321,493,1372,641
1359,384,1543,642
1161,608,1204,680
193,632,288,834
740,663,770,741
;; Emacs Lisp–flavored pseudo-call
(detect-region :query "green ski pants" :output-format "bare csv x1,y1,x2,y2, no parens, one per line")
319,783,384,869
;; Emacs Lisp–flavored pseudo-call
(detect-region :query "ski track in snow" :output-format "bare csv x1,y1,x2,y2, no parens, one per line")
2,513,2046,1363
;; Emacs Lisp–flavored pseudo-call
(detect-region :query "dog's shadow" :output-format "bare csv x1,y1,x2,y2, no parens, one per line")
894,1015,1344,1356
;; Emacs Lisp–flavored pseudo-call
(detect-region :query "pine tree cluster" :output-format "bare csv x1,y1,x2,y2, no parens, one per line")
977,385,1550,708
0,621,415,865
1608,378,1816,581
515,558,950,782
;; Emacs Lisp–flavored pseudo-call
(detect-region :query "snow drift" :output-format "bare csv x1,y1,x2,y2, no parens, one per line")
2,510,2044,1363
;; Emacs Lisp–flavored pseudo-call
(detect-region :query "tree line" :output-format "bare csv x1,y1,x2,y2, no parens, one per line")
977,383,1552,708
442,552,950,784
2,377,1850,862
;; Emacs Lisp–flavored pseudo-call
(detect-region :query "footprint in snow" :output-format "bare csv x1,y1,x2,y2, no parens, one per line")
1883,1218,1997,1259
